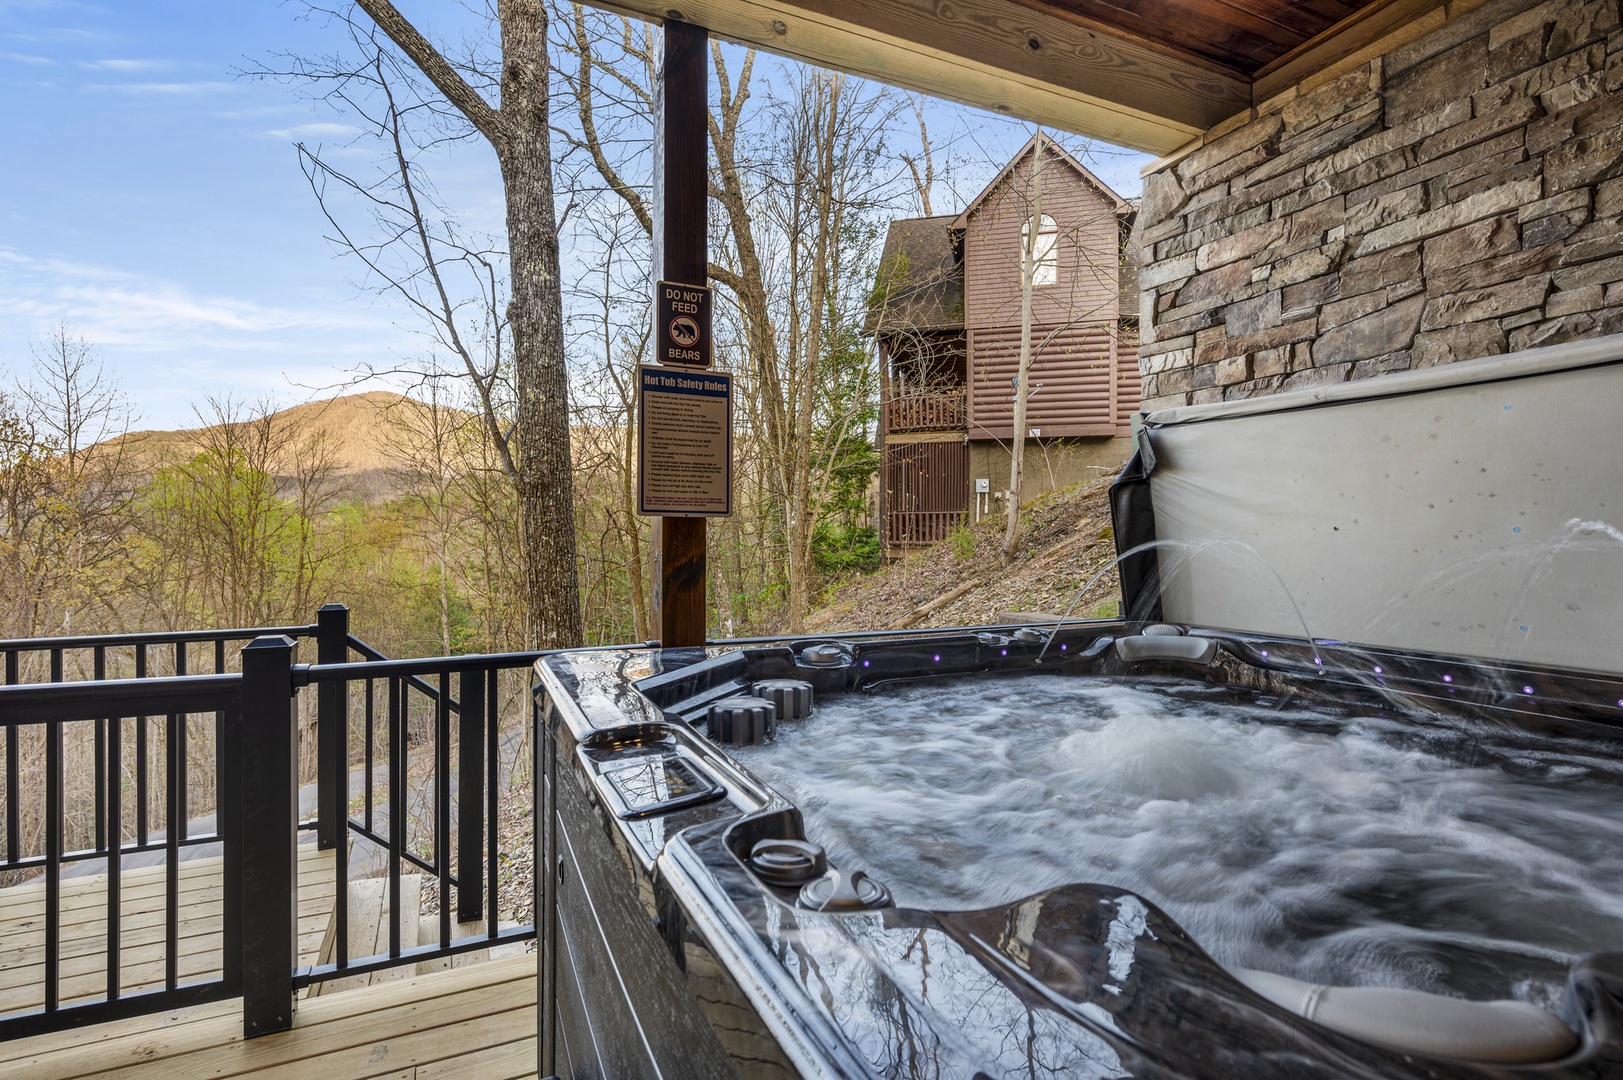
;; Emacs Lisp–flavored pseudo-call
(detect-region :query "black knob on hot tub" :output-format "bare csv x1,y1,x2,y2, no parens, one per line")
799,867,892,912
752,678,813,721
707,695,776,745
749,838,827,886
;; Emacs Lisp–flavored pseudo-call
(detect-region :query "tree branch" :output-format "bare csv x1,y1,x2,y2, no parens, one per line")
353,0,502,143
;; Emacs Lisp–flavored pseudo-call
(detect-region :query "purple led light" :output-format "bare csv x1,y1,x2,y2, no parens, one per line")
1523,685,1534,694
1000,649,1007,656
862,659,869,667
1442,674,1453,683
933,654,941,663
1373,665,1383,674
1260,649,1269,658
1060,643,1067,651
1313,656,1322,665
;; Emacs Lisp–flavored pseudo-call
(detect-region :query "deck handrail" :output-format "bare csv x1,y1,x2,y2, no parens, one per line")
0,604,548,1042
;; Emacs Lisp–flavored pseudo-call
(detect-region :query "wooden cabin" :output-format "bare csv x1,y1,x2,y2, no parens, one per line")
868,137,1141,552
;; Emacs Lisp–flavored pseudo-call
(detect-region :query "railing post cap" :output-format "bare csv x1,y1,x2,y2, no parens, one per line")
243,634,299,651
317,603,348,614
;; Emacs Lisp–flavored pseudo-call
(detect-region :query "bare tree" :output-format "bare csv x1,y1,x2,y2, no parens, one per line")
1004,130,1044,562
900,95,935,216
280,0,581,648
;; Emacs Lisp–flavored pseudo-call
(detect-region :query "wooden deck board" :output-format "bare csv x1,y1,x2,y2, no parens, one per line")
0,844,338,1014
2,952,538,1080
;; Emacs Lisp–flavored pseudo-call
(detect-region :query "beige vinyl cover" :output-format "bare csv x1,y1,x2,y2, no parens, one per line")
1140,333,1623,674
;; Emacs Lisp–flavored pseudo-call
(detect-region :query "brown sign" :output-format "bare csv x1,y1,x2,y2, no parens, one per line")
637,365,732,517
655,280,711,367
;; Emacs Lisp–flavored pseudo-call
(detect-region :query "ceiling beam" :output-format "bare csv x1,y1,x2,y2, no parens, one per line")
589,0,1253,154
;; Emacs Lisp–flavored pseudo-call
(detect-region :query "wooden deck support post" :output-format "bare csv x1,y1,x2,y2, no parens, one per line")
314,603,348,850
239,634,299,1038
651,19,709,648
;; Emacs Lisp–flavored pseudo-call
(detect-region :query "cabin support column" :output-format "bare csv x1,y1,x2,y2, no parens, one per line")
651,19,709,648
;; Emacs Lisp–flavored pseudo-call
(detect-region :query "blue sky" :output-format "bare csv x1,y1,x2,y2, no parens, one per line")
0,2,1151,431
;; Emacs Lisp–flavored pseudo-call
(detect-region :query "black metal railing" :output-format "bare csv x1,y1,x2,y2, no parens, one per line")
0,606,541,1041
0,672,244,1039
2,623,318,877
289,632,542,1005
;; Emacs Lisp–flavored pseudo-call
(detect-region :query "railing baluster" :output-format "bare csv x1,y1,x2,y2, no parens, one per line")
94,647,106,854
136,645,148,848
436,673,452,948
174,642,187,842
388,676,403,960
332,661,350,979
108,713,122,1002
45,717,62,1012
364,678,375,833
485,667,499,939
458,668,485,923
7,650,20,866
166,708,180,990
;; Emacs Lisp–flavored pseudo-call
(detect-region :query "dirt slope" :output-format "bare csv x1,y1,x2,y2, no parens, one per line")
807,476,1124,633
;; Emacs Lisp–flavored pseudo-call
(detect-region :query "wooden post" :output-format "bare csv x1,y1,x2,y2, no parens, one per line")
652,19,709,648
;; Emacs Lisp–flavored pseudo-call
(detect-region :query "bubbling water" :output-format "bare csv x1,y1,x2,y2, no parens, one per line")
733,674,1623,1007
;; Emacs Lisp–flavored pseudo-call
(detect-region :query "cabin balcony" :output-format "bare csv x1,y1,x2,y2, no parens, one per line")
884,388,967,433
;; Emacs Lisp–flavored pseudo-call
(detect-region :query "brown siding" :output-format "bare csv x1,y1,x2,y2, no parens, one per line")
963,162,1124,332
968,322,1122,439
1116,323,1141,427
961,149,1134,439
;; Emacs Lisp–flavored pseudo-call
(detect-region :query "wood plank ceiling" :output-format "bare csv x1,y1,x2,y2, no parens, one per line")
594,0,1424,154
1008,0,1370,74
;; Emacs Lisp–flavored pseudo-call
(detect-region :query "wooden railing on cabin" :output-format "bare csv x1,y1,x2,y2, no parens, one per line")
885,389,967,433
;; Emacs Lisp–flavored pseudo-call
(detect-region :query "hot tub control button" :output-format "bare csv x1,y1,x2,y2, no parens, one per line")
707,695,777,745
798,867,892,912
749,838,827,886
752,678,813,721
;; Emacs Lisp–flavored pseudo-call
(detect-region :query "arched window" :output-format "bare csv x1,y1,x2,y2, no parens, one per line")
1021,214,1058,287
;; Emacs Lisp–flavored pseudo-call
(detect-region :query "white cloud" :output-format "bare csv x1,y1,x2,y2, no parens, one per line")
262,122,363,141
0,249,390,345
76,57,170,73
0,249,420,428
94,80,239,96
0,50,57,65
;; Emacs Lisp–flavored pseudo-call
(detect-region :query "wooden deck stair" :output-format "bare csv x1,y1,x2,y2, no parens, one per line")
0,843,337,1018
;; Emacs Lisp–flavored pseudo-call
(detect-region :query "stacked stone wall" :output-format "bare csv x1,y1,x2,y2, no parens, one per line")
1135,0,1623,410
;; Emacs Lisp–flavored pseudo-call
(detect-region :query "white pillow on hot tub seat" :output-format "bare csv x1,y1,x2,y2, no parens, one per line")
1232,967,1579,1066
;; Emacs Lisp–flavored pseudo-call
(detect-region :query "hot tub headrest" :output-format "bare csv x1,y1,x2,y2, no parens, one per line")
1233,967,1578,1065
1115,629,1218,665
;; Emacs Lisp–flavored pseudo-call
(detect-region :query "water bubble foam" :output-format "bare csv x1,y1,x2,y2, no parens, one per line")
736,674,1623,1006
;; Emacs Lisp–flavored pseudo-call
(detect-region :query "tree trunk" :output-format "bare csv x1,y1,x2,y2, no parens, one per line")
1003,131,1044,563
355,0,583,648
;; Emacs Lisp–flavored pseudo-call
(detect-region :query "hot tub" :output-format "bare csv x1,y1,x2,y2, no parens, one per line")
533,336,1623,1077
532,626,1623,1078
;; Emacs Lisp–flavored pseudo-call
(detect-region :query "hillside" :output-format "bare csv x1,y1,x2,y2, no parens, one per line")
104,391,455,499
806,476,1124,632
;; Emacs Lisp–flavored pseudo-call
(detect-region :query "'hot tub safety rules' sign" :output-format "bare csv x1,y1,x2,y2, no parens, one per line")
637,364,732,517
